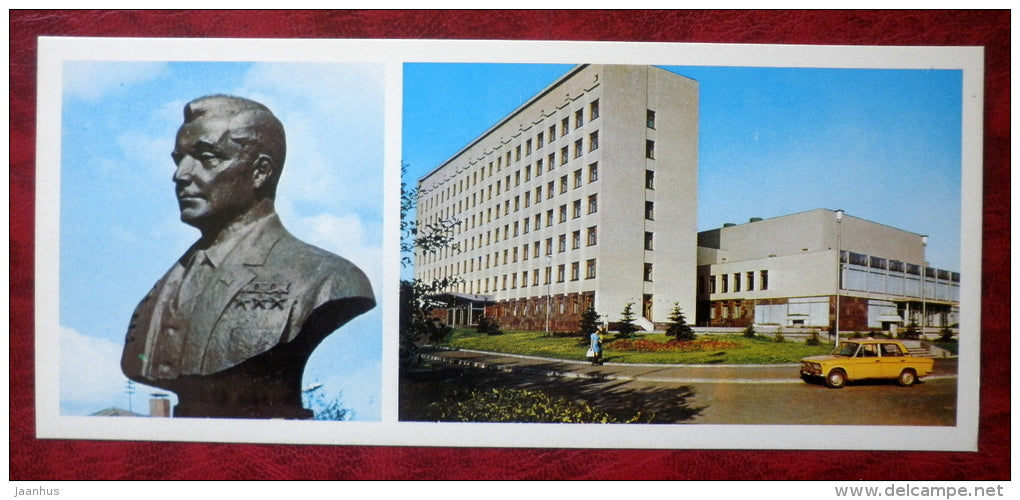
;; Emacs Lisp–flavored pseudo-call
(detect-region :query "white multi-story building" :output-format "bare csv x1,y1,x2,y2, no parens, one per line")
696,209,960,334
415,64,699,330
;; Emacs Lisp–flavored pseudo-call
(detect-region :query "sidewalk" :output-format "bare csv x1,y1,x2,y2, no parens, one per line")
420,348,958,384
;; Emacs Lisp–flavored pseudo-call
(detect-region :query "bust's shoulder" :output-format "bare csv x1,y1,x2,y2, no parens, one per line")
265,229,373,298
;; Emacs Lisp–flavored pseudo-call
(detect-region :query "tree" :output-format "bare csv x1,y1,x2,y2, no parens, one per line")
664,303,696,341
616,303,639,339
577,305,601,338
400,162,462,365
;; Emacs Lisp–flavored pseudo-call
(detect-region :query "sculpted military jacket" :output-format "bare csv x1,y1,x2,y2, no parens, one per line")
121,214,375,382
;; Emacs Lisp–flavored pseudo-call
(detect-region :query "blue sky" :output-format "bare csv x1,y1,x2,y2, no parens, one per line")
59,61,385,420
401,63,962,274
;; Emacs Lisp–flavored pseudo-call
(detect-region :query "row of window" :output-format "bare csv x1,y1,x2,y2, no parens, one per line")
428,259,599,295
424,163,601,233
701,270,770,295
419,194,600,266
842,250,960,282
420,97,602,214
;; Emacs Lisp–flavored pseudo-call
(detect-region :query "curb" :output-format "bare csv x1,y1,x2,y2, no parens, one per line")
421,350,958,385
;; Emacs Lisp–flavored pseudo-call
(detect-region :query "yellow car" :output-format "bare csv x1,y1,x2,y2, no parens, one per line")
800,339,934,388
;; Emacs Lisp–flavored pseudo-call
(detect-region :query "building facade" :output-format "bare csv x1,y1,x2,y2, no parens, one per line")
415,65,699,331
695,209,960,333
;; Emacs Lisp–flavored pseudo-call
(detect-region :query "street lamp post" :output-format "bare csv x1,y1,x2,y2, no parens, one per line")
834,209,844,347
921,235,928,339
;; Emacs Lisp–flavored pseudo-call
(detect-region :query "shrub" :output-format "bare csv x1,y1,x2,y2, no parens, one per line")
616,303,639,339
938,326,955,342
773,326,785,343
742,324,756,339
901,320,920,340
476,314,502,335
806,329,821,346
425,388,625,423
665,303,697,341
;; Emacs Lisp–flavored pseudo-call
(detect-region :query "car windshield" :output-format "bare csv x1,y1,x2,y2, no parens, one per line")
835,342,859,357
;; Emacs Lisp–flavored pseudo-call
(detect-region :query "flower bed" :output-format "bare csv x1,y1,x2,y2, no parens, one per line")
608,338,741,353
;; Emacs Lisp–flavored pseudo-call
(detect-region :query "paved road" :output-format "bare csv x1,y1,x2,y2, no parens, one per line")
406,348,958,425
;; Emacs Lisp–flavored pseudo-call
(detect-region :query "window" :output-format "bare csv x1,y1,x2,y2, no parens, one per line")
646,109,655,129
536,158,543,175
721,274,729,293
513,221,519,236
560,146,568,165
537,132,544,149
645,201,654,220
560,175,568,193
587,194,598,214
512,247,518,262
590,99,599,120
760,270,769,290
558,234,566,252
644,231,653,250
644,263,653,282
571,230,581,249
523,192,530,208
525,139,532,156
544,266,551,285
547,181,555,199
546,209,553,227
575,109,584,129
513,196,519,212
747,271,755,291
524,165,531,182
573,200,582,218
514,170,521,186
515,145,521,161
586,226,597,246
534,213,541,229
570,262,580,281
588,162,598,182
586,259,597,279
511,273,517,288
710,275,717,294
734,273,741,292
573,169,583,188
535,185,542,201
574,139,583,158
645,139,655,159
521,270,528,287
532,270,539,287
549,125,556,141
559,204,567,222
589,131,599,151
561,117,569,136
523,218,530,234
645,170,655,189
557,264,565,282
545,238,553,255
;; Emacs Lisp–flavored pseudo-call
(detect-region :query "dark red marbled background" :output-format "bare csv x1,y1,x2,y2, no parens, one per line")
9,10,1009,480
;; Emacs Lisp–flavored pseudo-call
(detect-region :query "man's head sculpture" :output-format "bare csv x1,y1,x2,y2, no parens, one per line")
122,95,375,419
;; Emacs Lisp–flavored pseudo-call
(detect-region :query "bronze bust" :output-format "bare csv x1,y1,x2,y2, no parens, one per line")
121,95,375,419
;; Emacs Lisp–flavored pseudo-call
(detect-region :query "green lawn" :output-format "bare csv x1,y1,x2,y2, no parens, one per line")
440,329,834,365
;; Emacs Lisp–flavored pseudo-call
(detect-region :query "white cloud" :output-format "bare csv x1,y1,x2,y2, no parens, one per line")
60,326,171,415
64,61,169,101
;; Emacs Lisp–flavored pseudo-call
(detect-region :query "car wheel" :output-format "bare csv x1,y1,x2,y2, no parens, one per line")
825,369,847,389
897,369,917,387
